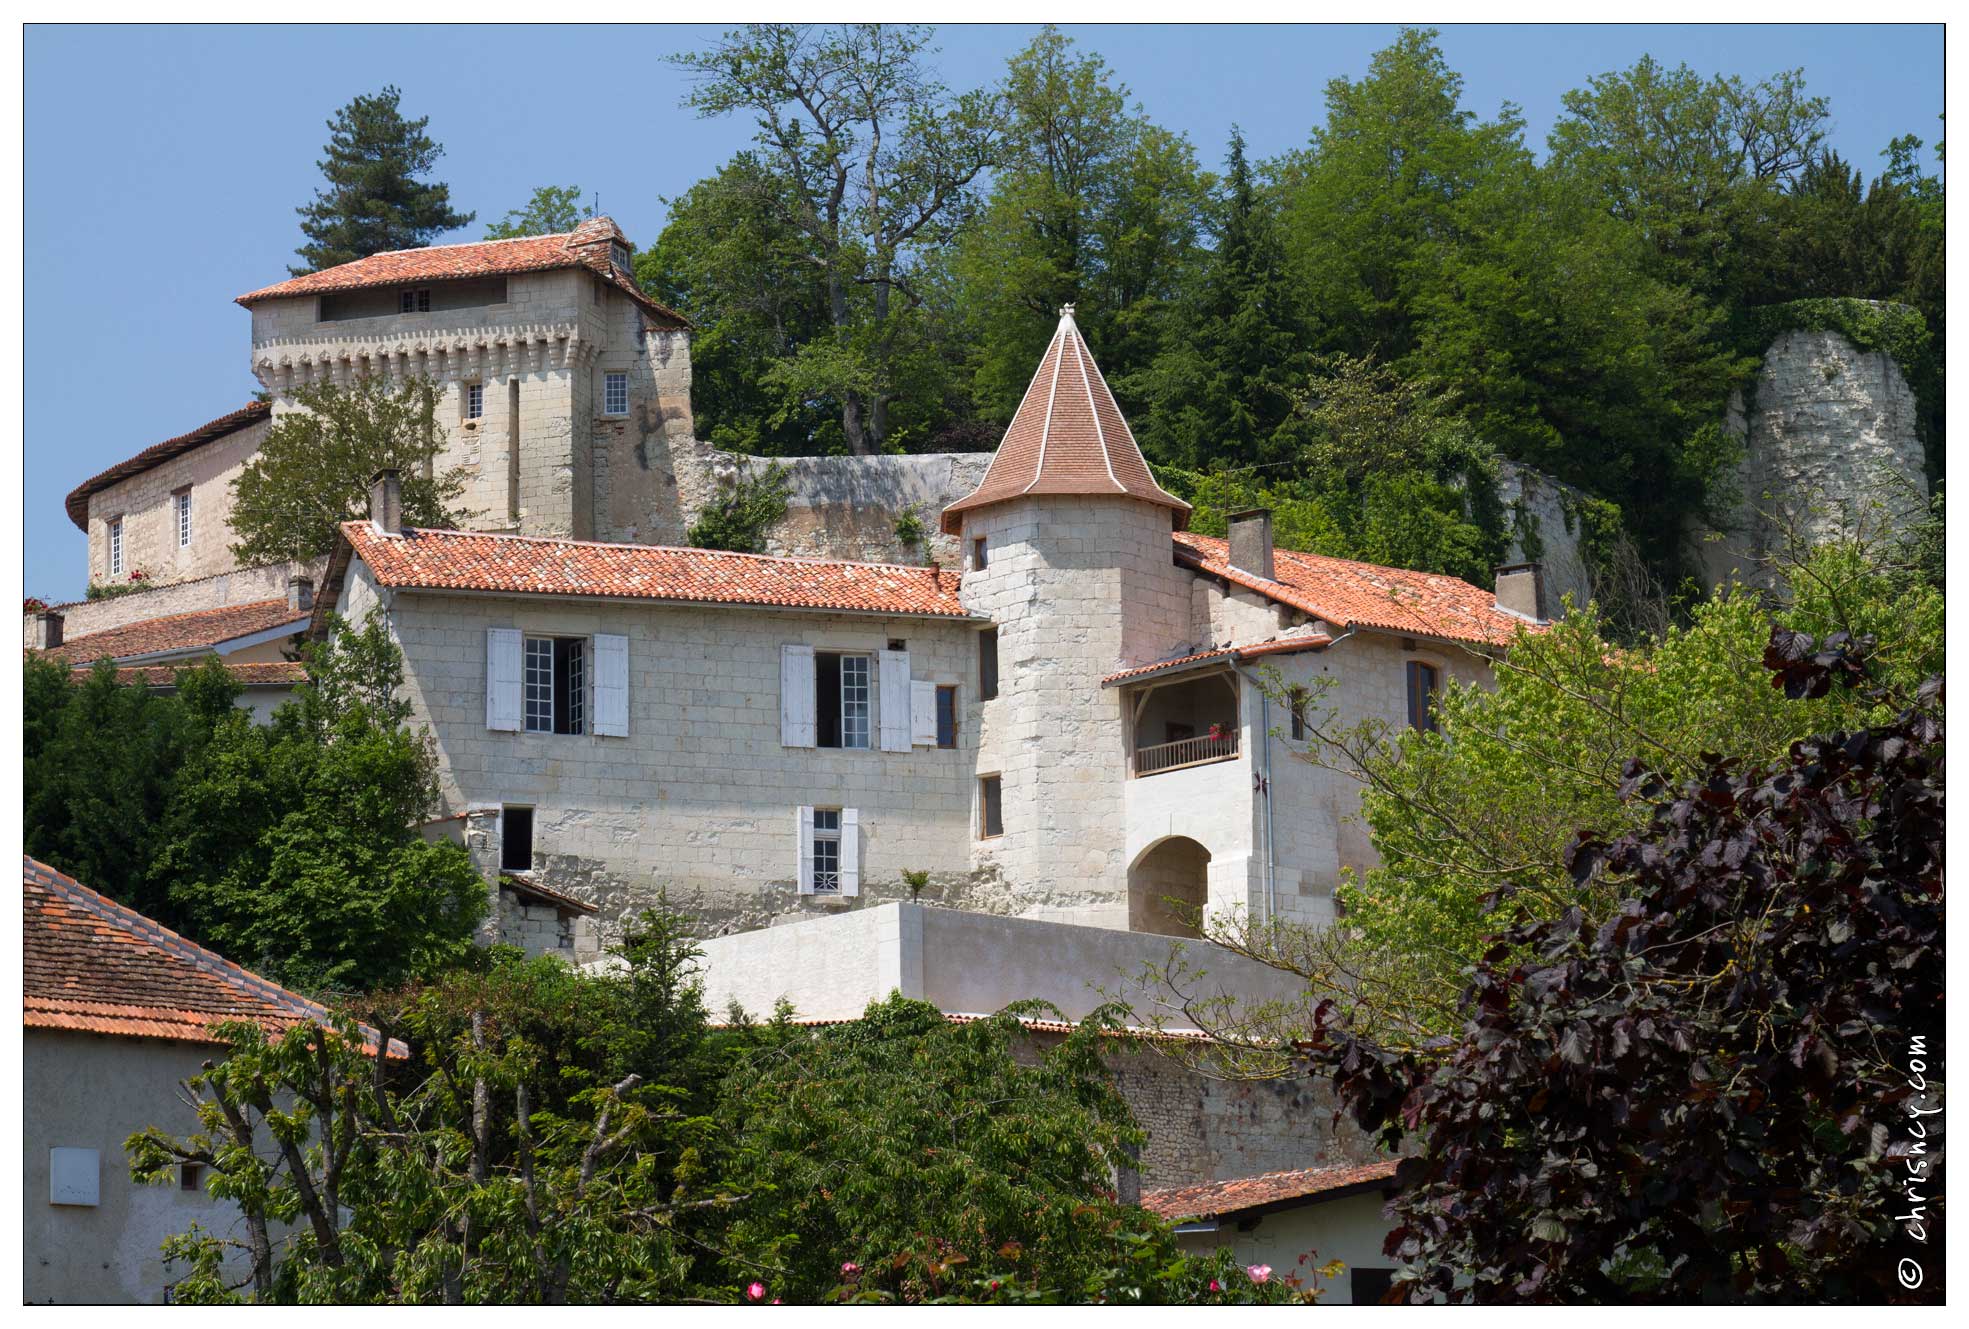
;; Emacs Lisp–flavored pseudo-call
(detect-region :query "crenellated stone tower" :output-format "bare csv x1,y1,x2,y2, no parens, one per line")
941,308,1197,926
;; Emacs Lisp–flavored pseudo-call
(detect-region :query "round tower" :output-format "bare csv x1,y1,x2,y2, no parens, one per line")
941,308,1196,924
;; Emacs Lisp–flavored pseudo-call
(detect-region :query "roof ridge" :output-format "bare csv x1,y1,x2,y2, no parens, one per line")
361,522,953,578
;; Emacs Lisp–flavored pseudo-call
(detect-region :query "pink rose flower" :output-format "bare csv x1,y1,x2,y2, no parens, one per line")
745,1282,767,1302
1247,1264,1272,1284
1208,1279,1222,1292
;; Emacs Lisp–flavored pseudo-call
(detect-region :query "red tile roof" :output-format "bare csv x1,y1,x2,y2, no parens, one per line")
501,874,599,916
90,661,308,688
1175,532,1533,649
23,857,404,1055
63,402,271,531
235,217,689,329
42,599,307,665
1141,1160,1401,1221
942,309,1189,533
1100,634,1334,686
338,522,973,619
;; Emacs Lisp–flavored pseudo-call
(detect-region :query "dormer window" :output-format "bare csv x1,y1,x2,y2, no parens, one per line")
400,288,431,313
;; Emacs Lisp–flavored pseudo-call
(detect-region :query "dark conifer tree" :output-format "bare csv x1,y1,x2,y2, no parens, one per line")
292,86,474,274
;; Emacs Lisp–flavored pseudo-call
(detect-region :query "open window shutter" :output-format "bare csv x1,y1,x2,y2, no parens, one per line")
781,645,816,747
839,807,860,896
796,806,816,894
486,628,522,732
878,650,911,752
593,633,629,736
911,681,937,746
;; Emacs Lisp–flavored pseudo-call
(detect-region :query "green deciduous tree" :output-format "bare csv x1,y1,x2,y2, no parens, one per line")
484,184,592,239
1305,628,1943,1302
151,613,487,993
293,86,474,274
230,378,469,565
669,24,1003,454
951,27,1209,420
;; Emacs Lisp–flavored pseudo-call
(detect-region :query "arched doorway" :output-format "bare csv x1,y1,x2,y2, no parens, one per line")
1129,836,1210,937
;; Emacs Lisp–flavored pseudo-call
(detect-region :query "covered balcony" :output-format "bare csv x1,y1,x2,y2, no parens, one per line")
1121,668,1241,778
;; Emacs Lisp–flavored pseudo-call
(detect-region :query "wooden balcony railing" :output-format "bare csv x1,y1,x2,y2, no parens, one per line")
1133,730,1240,777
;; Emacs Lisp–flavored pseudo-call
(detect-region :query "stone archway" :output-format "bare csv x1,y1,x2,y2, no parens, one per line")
1128,836,1211,938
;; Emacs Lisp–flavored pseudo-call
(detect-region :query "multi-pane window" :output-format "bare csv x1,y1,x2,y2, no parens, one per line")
174,490,192,548
1405,661,1441,733
524,636,586,735
501,806,535,872
465,382,484,419
811,809,842,894
108,518,123,576
979,775,1004,839
936,685,959,749
400,288,431,313
978,628,999,701
604,371,629,416
815,651,872,749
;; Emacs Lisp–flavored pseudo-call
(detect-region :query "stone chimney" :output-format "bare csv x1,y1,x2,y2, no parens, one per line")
368,468,403,536
287,575,315,614
1226,508,1275,581
30,609,63,651
1495,562,1547,621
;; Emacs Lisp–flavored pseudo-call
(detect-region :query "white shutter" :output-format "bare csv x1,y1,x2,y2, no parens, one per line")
796,806,816,895
839,807,859,896
781,645,816,747
486,628,522,732
911,680,938,746
878,650,911,752
593,633,629,737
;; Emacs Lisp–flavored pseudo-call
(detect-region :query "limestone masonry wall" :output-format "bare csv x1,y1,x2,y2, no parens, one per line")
82,417,271,590
35,559,315,647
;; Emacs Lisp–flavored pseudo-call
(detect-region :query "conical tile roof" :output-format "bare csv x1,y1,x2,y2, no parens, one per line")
941,307,1190,533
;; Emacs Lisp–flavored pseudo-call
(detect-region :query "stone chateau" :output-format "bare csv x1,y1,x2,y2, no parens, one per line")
34,220,1552,959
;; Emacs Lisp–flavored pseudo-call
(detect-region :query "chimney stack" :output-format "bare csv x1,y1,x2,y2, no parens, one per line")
368,468,402,536
1226,508,1275,581
1495,562,1547,621
287,575,315,614
30,610,64,651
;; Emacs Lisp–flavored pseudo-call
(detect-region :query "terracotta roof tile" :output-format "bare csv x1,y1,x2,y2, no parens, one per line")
1141,1160,1401,1221
942,309,1189,533
41,599,307,665
1100,634,1334,686
235,218,689,329
341,523,972,619
1174,532,1534,649
22,857,404,1055
63,402,270,532
91,661,308,688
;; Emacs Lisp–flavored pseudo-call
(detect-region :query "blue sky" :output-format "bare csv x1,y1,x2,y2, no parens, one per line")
23,23,1943,600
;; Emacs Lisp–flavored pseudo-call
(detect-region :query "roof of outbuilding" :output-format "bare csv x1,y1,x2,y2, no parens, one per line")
335,522,973,619
23,856,404,1055
1099,634,1335,687
942,308,1190,533
1140,1160,1402,1222
63,401,271,532
235,217,690,329
88,660,308,689
1174,532,1532,649
41,599,308,665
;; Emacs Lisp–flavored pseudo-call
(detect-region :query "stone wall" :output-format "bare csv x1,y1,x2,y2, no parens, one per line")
706,449,993,567
1495,460,1593,616
80,417,271,590
1699,323,1928,591
343,562,1020,939
31,558,315,647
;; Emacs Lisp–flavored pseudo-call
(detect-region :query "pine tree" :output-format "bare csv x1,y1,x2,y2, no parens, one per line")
1128,128,1305,470
292,86,474,274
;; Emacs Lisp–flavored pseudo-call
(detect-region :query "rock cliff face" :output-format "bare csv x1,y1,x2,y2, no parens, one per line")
1699,322,1928,591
